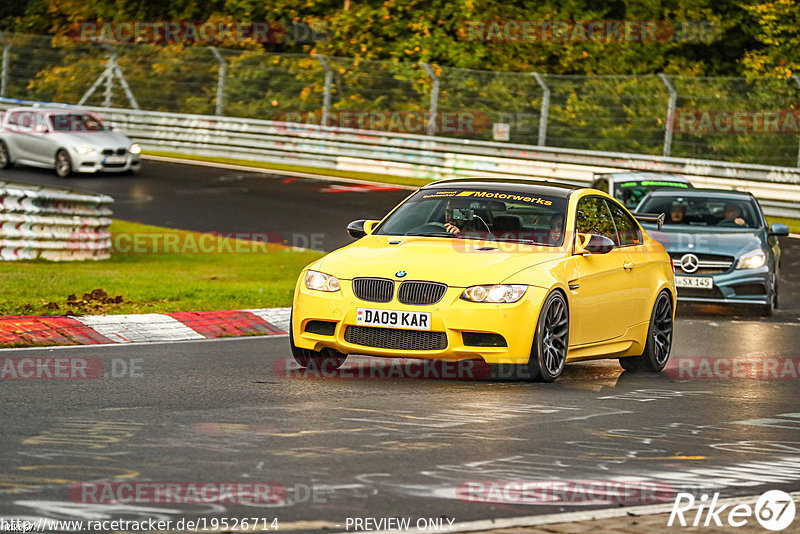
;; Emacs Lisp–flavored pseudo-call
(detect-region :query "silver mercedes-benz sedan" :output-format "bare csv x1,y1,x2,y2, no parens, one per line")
0,107,141,177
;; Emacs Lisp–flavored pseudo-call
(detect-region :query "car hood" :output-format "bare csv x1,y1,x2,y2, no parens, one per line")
50,131,132,148
316,235,563,287
645,225,765,257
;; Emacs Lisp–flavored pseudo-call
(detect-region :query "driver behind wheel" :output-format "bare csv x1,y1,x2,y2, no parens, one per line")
444,198,481,234
718,203,747,227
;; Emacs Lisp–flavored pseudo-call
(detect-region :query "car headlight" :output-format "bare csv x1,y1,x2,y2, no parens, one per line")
461,284,527,303
304,270,340,292
736,249,766,270
129,143,141,154
74,145,98,155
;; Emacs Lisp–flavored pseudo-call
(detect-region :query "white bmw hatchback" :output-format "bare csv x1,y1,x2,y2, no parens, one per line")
0,107,141,177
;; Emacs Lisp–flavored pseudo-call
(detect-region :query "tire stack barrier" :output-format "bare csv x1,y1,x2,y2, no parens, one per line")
0,181,113,261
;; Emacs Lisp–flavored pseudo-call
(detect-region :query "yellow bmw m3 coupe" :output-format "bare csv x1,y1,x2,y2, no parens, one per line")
290,178,676,381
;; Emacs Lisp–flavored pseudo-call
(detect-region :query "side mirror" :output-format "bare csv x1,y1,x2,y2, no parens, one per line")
347,219,380,239
35,123,49,134
574,233,615,255
769,223,789,237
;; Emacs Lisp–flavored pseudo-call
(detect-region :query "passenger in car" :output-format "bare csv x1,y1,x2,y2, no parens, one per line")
669,203,687,224
549,213,564,244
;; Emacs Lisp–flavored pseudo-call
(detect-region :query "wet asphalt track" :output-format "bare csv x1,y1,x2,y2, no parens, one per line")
1,160,799,531
0,158,413,251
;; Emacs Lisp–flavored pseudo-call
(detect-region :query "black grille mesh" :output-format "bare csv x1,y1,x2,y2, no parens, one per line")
398,281,447,305
352,278,394,303
345,325,447,350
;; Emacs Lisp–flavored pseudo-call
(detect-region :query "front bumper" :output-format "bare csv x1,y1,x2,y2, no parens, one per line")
292,279,549,365
72,151,140,173
676,265,773,306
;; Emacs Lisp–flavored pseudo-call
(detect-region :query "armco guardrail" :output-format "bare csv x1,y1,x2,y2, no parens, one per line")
0,180,113,261
2,98,799,218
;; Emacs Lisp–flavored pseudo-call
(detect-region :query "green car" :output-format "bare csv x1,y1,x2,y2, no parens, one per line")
636,188,789,316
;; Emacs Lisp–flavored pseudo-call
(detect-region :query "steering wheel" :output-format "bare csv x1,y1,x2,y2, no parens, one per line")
717,218,746,227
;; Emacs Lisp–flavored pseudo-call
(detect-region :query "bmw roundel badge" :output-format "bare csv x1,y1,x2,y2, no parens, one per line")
395,270,407,278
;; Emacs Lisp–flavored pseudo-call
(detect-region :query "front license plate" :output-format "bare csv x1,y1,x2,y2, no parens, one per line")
356,308,431,331
675,276,713,289
103,155,126,164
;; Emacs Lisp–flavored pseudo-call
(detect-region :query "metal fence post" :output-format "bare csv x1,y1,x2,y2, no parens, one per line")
103,51,114,107
0,36,9,99
793,75,800,167
659,73,677,157
209,47,226,116
421,63,439,136
531,73,550,146
110,54,139,110
314,54,333,127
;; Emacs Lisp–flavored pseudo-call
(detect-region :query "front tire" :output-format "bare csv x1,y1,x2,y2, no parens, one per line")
760,277,777,317
55,149,72,178
620,290,674,372
289,314,347,371
0,141,12,169
527,291,569,382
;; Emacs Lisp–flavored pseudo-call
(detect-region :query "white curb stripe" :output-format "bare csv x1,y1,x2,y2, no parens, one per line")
75,314,206,343
247,307,291,333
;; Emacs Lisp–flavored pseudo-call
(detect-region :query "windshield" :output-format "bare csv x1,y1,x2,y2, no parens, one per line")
638,194,761,229
374,188,569,246
50,113,105,132
614,180,691,209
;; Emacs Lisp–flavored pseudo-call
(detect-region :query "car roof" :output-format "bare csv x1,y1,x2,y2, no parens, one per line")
597,172,690,183
643,188,755,200
425,178,581,199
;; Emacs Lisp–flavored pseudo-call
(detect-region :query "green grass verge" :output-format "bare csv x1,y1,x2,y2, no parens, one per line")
767,216,800,235
143,150,433,188
0,220,323,317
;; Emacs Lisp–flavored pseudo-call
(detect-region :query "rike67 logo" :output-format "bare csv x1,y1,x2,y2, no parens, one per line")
669,490,796,531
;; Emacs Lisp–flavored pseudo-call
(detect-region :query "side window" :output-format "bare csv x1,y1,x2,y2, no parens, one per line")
576,196,619,245
7,111,23,126
17,111,35,129
606,200,642,246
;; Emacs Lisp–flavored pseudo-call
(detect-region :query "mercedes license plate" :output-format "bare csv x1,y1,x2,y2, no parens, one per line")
675,276,713,289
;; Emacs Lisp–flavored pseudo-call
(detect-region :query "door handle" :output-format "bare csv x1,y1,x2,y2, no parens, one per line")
623,262,634,271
